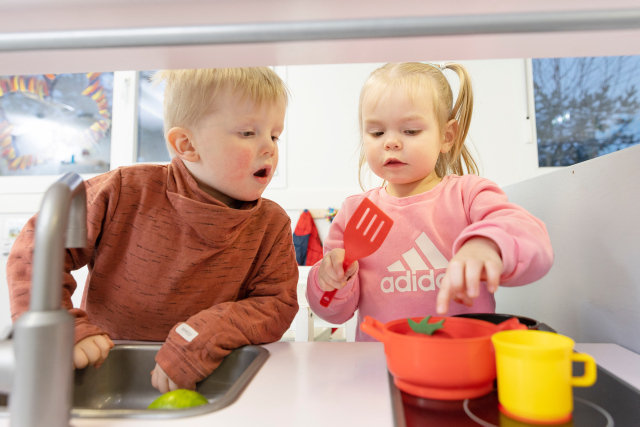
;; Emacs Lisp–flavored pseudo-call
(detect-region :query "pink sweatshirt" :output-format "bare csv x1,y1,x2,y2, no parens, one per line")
306,174,553,342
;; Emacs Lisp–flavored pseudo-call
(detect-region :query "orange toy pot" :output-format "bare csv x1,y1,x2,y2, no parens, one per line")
360,315,527,400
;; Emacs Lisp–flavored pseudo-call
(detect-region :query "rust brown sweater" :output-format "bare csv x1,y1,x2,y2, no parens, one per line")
7,157,299,388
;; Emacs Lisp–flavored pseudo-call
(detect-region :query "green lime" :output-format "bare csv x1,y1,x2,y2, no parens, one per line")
148,389,209,409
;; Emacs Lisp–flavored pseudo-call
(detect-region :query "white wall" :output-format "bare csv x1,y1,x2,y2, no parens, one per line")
263,62,376,210
264,58,550,211
497,144,640,354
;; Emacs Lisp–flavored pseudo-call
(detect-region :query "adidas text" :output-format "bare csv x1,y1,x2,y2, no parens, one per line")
380,270,445,293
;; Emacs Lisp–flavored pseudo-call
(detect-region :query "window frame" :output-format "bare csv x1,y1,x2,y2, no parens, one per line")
525,58,563,175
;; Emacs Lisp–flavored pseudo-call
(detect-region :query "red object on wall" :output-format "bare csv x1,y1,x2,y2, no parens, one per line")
293,210,323,266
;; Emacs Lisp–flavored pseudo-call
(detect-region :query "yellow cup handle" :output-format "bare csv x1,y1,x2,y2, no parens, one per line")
571,352,597,387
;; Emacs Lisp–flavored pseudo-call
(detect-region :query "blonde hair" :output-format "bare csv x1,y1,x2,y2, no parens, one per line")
152,68,289,155
357,62,478,189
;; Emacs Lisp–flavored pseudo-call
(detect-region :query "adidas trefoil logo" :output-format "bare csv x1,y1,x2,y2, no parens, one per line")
381,232,448,293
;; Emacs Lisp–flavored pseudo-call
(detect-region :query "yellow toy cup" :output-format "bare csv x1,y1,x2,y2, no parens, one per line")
491,330,597,425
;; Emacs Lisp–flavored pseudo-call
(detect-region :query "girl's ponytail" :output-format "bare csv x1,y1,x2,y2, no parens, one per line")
436,63,478,177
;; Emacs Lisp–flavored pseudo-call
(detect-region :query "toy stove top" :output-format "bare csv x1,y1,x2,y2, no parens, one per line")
389,363,640,427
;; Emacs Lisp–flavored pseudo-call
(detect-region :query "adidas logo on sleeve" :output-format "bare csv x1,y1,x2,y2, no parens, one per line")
381,232,448,293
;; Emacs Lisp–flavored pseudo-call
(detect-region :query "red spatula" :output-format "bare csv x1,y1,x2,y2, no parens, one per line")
319,198,394,307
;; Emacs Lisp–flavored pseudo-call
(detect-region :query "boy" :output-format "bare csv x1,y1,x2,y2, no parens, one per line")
6,67,299,392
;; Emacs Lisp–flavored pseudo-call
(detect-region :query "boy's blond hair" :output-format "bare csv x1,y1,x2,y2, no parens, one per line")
152,68,289,156
357,62,478,189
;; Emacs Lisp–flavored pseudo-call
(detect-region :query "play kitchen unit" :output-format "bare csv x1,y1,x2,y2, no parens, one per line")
1,1,640,426
374,316,640,426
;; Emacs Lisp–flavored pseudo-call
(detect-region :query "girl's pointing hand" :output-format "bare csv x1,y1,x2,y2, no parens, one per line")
436,237,503,314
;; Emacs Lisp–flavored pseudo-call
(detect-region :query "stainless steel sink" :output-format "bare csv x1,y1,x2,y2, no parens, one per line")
0,343,269,419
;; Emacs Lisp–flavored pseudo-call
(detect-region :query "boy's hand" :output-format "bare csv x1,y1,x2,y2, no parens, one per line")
436,237,503,315
73,334,114,369
317,249,358,293
151,363,186,394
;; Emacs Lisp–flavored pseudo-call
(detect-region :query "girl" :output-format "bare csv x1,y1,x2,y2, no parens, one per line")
306,62,553,341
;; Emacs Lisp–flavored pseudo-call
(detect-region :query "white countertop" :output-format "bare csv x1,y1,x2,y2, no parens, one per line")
574,343,640,390
67,342,392,427
0,342,637,427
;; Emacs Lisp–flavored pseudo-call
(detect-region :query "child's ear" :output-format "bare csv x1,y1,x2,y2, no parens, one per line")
167,127,199,162
441,119,458,153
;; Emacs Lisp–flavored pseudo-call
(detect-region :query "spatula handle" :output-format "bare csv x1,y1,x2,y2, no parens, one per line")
319,259,351,307
319,289,337,307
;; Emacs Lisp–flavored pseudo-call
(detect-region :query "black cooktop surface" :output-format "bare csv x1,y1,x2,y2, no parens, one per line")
390,363,640,427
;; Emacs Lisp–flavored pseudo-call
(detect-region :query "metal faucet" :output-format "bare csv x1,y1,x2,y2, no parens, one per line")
0,172,87,427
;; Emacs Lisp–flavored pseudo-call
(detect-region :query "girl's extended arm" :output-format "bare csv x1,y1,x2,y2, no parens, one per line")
436,177,554,313
455,178,554,286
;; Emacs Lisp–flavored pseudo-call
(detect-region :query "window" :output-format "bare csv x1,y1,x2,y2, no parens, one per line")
533,56,640,167
137,70,170,163
0,73,113,176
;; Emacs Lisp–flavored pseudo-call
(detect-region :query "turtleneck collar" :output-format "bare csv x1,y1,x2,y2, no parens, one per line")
165,157,261,248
